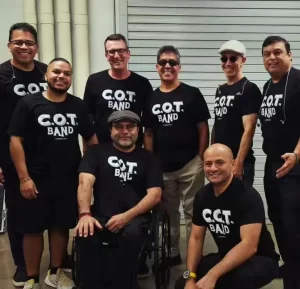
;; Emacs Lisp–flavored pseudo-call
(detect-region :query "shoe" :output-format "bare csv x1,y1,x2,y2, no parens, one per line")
137,262,151,279
23,279,40,289
61,254,72,273
56,268,74,289
13,266,27,287
170,254,182,267
44,270,57,288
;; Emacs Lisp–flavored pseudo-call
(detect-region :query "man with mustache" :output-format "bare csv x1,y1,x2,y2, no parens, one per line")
74,110,163,289
8,58,98,289
260,35,300,289
212,40,262,185
143,45,210,266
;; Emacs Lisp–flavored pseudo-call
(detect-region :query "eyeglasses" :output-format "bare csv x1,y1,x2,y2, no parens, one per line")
10,40,37,47
220,56,238,63
112,123,137,131
157,59,179,67
106,49,128,56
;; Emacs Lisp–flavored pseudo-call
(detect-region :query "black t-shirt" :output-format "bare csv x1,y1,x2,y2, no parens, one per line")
259,69,300,158
83,70,153,145
143,82,211,172
214,77,262,163
193,178,279,260
0,60,47,168
8,92,94,177
78,143,163,218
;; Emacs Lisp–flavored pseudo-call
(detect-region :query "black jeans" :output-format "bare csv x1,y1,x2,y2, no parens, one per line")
2,166,25,269
264,158,300,289
175,253,278,289
243,161,255,186
76,215,149,289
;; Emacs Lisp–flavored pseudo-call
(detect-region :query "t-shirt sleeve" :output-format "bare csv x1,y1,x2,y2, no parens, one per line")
192,88,211,124
241,82,263,116
79,101,95,141
239,188,265,226
192,190,207,226
7,99,31,137
146,153,164,189
78,145,99,176
142,95,155,129
83,76,96,119
143,79,153,111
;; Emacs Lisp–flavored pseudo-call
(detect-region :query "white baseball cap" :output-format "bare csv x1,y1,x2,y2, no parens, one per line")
218,40,246,56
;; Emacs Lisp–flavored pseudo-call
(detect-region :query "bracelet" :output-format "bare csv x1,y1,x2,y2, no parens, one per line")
293,152,299,164
79,212,91,219
20,178,31,184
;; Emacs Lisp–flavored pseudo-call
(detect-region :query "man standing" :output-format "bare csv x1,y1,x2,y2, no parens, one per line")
175,144,279,289
8,58,98,289
212,40,262,185
143,45,210,265
74,110,163,289
83,33,153,147
260,35,300,289
0,22,47,286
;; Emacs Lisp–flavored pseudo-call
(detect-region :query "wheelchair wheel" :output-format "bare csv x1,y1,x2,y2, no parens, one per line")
153,211,171,289
71,238,82,289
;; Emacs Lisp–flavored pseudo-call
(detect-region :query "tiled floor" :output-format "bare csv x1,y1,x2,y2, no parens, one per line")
0,225,283,289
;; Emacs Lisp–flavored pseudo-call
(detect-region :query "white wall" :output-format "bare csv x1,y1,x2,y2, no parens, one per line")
0,0,24,63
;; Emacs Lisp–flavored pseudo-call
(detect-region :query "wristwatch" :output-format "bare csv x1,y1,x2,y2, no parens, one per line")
183,270,197,280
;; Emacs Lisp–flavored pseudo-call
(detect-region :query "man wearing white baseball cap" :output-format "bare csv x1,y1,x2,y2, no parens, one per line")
211,40,262,185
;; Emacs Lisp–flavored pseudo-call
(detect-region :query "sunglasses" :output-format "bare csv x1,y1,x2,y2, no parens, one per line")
157,59,179,67
220,56,239,63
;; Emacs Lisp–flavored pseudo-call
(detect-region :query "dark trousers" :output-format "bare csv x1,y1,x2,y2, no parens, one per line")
264,159,300,289
2,167,25,269
175,253,278,289
243,161,255,186
76,216,149,289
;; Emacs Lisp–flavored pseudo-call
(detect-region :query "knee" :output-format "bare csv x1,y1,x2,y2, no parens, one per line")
175,276,185,289
122,224,144,244
75,234,99,251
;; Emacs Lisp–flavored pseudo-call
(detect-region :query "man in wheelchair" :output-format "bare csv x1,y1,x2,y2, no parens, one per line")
74,110,163,289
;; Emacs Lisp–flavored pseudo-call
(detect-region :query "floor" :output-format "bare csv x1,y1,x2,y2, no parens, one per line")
0,225,283,289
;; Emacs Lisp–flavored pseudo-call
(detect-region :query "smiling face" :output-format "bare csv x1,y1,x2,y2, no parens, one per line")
262,41,292,77
8,29,38,66
204,145,234,185
220,51,245,80
156,52,181,84
45,61,72,94
105,40,130,72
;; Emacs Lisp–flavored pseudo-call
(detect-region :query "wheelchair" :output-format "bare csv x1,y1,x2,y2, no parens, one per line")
71,207,171,289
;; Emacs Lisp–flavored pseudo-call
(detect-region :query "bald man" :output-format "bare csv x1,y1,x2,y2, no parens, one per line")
8,58,98,289
175,144,279,289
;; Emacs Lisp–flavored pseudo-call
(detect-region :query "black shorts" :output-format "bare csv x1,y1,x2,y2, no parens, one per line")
15,175,78,234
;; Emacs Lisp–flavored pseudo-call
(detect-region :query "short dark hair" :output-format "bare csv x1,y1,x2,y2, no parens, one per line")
48,57,72,66
9,22,38,43
262,36,291,55
104,33,128,50
157,45,181,63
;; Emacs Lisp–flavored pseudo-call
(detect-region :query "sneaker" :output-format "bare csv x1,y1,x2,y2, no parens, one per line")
23,279,40,289
13,266,27,287
44,270,57,288
56,268,74,289
137,262,151,279
61,254,72,273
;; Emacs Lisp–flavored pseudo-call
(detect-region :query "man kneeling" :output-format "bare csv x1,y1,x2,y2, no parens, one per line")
74,110,163,289
175,144,279,289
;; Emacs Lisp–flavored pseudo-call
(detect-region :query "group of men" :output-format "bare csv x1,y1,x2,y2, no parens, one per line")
0,21,299,289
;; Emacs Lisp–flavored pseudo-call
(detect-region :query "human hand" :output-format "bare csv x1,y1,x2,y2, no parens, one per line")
196,274,217,289
20,179,38,199
276,153,298,178
74,215,102,237
106,212,131,233
233,159,243,179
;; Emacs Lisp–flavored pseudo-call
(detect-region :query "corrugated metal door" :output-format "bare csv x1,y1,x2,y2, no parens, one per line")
122,0,300,222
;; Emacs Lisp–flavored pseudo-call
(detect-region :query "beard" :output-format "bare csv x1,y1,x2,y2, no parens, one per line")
47,81,70,94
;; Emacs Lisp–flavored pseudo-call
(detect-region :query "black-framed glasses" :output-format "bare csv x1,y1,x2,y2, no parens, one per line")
220,56,238,63
10,40,37,47
112,123,137,131
157,59,179,67
106,49,128,56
